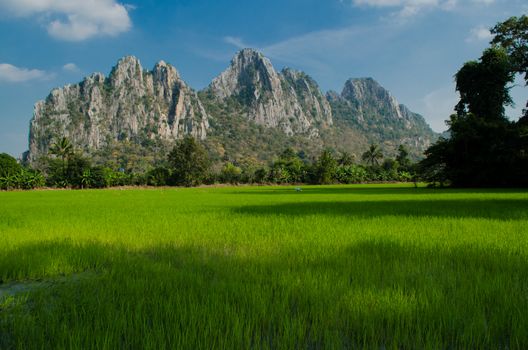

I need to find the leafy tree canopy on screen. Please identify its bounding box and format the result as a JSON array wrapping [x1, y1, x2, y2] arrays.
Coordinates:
[[0, 153, 22, 177], [168, 136, 210, 187]]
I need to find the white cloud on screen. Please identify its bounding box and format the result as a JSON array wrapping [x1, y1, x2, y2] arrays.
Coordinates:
[[421, 85, 459, 132], [351, 0, 457, 18], [62, 63, 80, 72], [349, 0, 501, 18], [472, 0, 494, 4], [0, 0, 132, 41], [223, 36, 247, 49], [0, 63, 51, 82], [466, 25, 493, 42]]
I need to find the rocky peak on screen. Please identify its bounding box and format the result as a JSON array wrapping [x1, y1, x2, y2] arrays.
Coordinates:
[[328, 77, 437, 154], [280, 68, 333, 127], [209, 48, 281, 101], [207, 49, 332, 136], [341, 78, 403, 119], [109, 56, 144, 88], [152, 60, 180, 80], [27, 56, 210, 162]]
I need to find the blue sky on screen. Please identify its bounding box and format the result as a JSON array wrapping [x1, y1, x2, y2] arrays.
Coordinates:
[[1, 0, 527, 157]]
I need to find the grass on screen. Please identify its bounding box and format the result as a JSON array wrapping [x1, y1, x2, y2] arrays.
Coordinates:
[[1, 184, 527, 349]]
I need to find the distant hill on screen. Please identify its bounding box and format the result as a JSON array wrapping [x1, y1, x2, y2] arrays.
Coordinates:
[[27, 49, 438, 169]]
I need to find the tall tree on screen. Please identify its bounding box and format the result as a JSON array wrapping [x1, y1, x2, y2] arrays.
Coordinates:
[[421, 45, 527, 187], [313, 149, 337, 185], [168, 136, 210, 187], [362, 144, 383, 167], [396, 145, 411, 171], [49, 137, 74, 176], [491, 15, 528, 120]]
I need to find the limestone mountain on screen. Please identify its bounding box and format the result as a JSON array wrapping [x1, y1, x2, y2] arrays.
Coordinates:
[[27, 49, 437, 168], [28, 56, 209, 163], [206, 49, 332, 138], [327, 78, 436, 153]]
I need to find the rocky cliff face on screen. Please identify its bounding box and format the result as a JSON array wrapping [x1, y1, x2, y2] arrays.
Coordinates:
[[207, 49, 332, 137], [328, 78, 436, 153], [28, 56, 208, 162], [27, 49, 437, 163]]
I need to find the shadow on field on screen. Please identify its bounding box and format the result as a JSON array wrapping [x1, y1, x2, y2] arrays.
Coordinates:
[[233, 198, 528, 220], [1, 239, 528, 348], [227, 187, 528, 196]]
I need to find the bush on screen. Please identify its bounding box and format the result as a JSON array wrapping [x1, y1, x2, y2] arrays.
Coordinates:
[[335, 165, 368, 184], [146, 167, 171, 186], [221, 163, 242, 184], [0, 168, 45, 190]]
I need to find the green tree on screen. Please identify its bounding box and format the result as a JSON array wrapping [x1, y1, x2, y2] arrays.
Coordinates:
[[361, 144, 383, 167], [168, 136, 210, 187], [0, 153, 22, 177], [146, 167, 171, 186], [49, 137, 74, 178], [313, 149, 337, 185], [455, 47, 514, 120], [221, 162, 242, 184], [421, 46, 526, 187], [338, 151, 355, 166], [396, 145, 411, 171], [269, 148, 305, 183], [491, 15, 528, 120]]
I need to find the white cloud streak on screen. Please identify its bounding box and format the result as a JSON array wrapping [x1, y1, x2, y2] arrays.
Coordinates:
[[349, 0, 495, 18], [0, 0, 132, 41], [0, 63, 52, 82], [62, 63, 80, 72]]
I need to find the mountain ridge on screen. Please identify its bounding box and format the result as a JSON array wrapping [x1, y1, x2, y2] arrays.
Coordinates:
[[27, 49, 437, 167]]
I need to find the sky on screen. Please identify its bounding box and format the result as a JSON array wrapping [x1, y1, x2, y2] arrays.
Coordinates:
[[1, 0, 527, 157]]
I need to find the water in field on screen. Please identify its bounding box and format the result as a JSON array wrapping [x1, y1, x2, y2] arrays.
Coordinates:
[[1, 185, 528, 348]]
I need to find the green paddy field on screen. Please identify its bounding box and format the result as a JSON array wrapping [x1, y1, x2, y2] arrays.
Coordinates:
[[1, 184, 528, 348]]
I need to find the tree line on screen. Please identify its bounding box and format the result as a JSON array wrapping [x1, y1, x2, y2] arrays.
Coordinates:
[[0, 137, 417, 190], [2, 15, 526, 190]]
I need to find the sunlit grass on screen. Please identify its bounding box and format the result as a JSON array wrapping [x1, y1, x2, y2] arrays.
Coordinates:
[[1, 184, 527, 348]]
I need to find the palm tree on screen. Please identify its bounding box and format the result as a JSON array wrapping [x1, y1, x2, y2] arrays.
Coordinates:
[[50, 137, 73, 176], [362, 144, 383, 166]]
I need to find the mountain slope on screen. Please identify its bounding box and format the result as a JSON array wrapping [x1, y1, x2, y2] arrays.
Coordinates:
[[327, 78, 436, 154], [28, 56, 208, 163], [206, 49, 332, 137], [27, 50, 437, 167]]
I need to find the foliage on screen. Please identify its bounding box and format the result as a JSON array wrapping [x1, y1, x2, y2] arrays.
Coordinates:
[[146, 167, 171, 187], [491, 15, 528, 119], [311, 149, 338, 185], [454, 48, 514, 120], [168, 136, 210, 187], [421, 32, 528, 187], [268, 148, 306, 184], [338, 151, 355, 166], [396, 145, 411, 171], [0, 168, 45, 190], [335, 164, 368, 184], [361, 144, 383, 166], [0, 153, 22, 177], [220, 163, 242, 184]]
